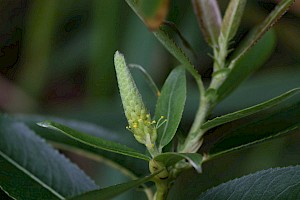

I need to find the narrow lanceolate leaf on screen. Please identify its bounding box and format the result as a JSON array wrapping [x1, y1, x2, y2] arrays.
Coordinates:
[[16, 114, 148, 177], [221, 0, 247, 42], [192, 0, 222, 46], [153, 28, 200, 80], [126, 0, 203, 83], [38, 121, 151, 161], [154, 153, 202, 173], [230, 0, 295, 62], [202, 88, 300, 130], [198, 166, 300, 199], [0, 116, 98, 199], [69, 172, 161, 200], [155, 67, 186, 151], [216, 29, 276, 102], [200, 100, 300, 160]]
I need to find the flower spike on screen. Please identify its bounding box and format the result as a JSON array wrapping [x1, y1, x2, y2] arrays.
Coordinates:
[[114, 51, 157, 154]]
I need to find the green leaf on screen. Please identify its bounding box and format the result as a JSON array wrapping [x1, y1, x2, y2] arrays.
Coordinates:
[[154, 153, 202, 173], [202, 88, 300, 130], [126, 0, 205, 95], [69, 172, 160, 200], [38, 121, 151, 161], [197, 166, 300, 199], [155, 67, 186, 151], [0, 189, 12, 199], [221, 0, 247, 42], [0, 115, 98, 199], [152, 28, 201, 80], [216, 29, 276, 102], [200, 100, 300, 159], [15, 114, 149, 178], [230, 0, 295, 62], [192, 0, 222, 46]]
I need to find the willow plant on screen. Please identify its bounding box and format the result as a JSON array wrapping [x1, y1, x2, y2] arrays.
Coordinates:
[[1, 0, 300, 200]]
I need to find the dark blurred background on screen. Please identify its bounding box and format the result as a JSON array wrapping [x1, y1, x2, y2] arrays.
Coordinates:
[[1, 0, 300, 199]]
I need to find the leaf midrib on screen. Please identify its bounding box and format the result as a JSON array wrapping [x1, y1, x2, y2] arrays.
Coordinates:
[[159, 78, 178, 149], [0, 150, 64, 200]]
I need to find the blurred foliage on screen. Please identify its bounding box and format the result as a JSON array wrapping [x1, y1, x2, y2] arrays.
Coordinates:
[[0, 0, 300, 199]]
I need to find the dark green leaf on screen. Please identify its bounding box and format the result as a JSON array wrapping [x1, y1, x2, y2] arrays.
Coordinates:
[[69, 172, 160, 200], [155, 67, 186, 151], [192, 0, 222, 46], [197, 166, 300, 199], [154, 153, 202, 173], [0, 115, 98, 199], [0, 188, 13, 199], [202, 88, 300, 130], [230, 0, 295, 62], [216, 29, 276, 102], [221, 0, 247, 42], [15, 114, 149, 178], [38, 121, 151, 161], [200, 100, 300, 159]]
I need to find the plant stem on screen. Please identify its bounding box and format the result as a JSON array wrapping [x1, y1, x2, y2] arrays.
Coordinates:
[[154, 180, 168, 200], [213, 34, 228, 71], [180, 93, 210, 153], [148, 145, 159, 157], [180, 35, 230, 153]]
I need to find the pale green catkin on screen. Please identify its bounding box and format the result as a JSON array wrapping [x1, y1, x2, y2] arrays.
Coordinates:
[[114, 51, 157, 149]]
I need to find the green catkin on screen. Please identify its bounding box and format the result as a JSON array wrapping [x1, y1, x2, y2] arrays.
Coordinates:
[[114, 51, 157, 151]]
